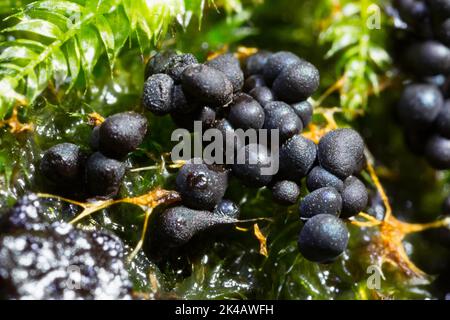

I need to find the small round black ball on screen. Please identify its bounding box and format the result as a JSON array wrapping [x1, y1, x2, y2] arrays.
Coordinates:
[[213, 119, 243, 155], [85, 152, 125, 197], [263, 101, 303, 142], [395, 0, 429, 25], [232, 144, 273, 187], [438, 18, 450, 46], [98, 112, 148, 159], [144, 50, 177, 80], [263, 51, 302, 84], [206, 53, 244, 92], [291, 100, 313, 127], [249, 86, 274, 106], [271, 180, 300, 205], [298, 214, 349, 263], [165, 53, 198, 82], [40, 143, 84, 185], [244, 74, 267, 92], [425, 135, 450, 169], [228, 93, 265, 130], [279, 135, 317, 181], [299, 187, 342, 220], [429, 0, 450, 20], [397, 83, 444, 129], [306, 166, 344, 192], [318, 128, 365, 179], [340, 176, 368, 218], [244, 50, 272, 76], [405, 41, 450, 76], [90, 126, 100, 150], [197, 106, 216, 129], [181, 64, 233, 106], [435, 100, 450, 138], [142, 73, 174, 115], [176, 159, 228, 210], [171, 85, 198, 114], [272, 61, 320, 102]]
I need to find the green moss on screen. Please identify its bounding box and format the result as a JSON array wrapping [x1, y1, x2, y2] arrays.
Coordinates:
[[0, 0, 449, 300]]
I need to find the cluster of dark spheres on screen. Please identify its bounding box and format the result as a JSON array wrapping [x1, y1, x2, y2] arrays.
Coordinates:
[[143, 50, 369, 263], [142, 50, 318, 139], [143, 50, 319, 203], [0, 194, 132, 299], [40, 112, 148, 198], [153, 128, 368, 264], [392, 0, 450, 169], [297, 129, 368, 263]]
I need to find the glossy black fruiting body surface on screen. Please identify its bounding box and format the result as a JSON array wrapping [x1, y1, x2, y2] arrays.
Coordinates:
[[181, 64, 233, 106], [318, 128, 365, 179], [165, 53, 198, 82], [90, 126, 100, 150], [206, 53, 244, 92], [0, 195, 132, 299], [176, 159, 228, 210], [279, 135, 317, 182], [40, 143, 84, 185], [298, 214, 349, 263], [85, 152, 126, 198], [244, 74, 267, 92], [272, 60, 320, 102], [397, 83, 444, 129], [291, 100, 313, 127], [404, 41, 450, 76], [263, 51, 302, 84], [144, 50, 177, 80], [213, 118, 243, 153], [142, 73, 174, 115], [155, 206, 236, 248], [136, 49, 362, 265], [392, 1, 450, 170], [98, 112, 148, 159], [228, 93, 265, 130], [197, 106, 217, 129], [435, 101, 450, 138], [249, 86, 274, 106], [425, 135, 450, 169], [271, 180, 300, 205], [394, 0, 428, 25], [263, 101, 303, 143], [299, 187, 342, 220], [232, 144, 273, 187], [306, 166, 344, 193], [340, 176, 368, 218], [171, 84, 197, 114], [244, 50, 272, 76]]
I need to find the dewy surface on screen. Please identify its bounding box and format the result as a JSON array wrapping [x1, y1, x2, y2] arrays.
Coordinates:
[[0, 0, 450, 301]]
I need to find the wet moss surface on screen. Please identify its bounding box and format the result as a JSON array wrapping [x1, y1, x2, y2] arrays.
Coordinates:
[[1, 0, 450, 300]]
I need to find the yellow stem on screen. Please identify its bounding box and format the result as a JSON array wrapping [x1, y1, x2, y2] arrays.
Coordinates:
[[399, 217, 450, 234], [37, 193, 89, 208], [366, 162, 392, 221], [313, 76, 345, 107], [127, 208, 153, 262]]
